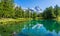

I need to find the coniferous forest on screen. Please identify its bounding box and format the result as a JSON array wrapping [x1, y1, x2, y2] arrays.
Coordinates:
[[0, 0, 60, 19]]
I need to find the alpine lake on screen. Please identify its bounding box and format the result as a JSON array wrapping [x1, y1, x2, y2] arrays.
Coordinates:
[[0, 20, 60, 36]]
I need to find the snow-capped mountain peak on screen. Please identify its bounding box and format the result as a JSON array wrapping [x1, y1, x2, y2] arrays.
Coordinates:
[[22, 6, 42, 13]]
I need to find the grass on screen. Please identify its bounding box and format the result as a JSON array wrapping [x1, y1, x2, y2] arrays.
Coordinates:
[[54, 17, 60, 21], [0, 18, 32, 25], [0, 18, 32, 22]]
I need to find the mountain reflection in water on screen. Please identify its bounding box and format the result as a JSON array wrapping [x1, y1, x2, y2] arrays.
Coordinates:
[[17, 24, 60, 36], [17, 20, 60, 36]]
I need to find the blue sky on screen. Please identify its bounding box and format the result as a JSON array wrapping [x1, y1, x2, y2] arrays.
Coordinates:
[[14, 0, 60, 10]]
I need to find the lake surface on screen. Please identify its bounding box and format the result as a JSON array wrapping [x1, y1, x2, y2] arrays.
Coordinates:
[[17, 20, 60, 36]]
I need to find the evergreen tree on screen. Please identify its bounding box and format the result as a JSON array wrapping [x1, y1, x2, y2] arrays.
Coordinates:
[[1, 0, 14, 18], [54, 5, 60, 18], [42, 6, 54, 19]]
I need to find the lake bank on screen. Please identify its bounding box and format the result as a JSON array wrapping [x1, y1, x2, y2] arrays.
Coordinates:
[[0, 18, 32, 25], [0, 17, 60, 25]]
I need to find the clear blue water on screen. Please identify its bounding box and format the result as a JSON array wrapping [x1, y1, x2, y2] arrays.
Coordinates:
[[17, 20, 60, 36]]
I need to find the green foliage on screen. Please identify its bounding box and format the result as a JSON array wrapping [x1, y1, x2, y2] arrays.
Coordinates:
[[0, 0, 14, 18], [41, 5, 60, 19], [54, 5, 60, 17], [42, 6, 54, 19], [37, 13, 43, 17], [0, 0, 36, 19], [24, 8, 33, 18], [14, 7, 24, 18], [32, 12, 37, 19], [0, 0, 60, 19]]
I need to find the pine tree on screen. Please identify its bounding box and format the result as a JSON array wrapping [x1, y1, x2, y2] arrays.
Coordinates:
[[1, 0, 14, 18]]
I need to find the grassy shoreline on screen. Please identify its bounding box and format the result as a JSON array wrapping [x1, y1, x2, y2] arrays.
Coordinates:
[[0, 18, 32, 25], [0, 17, 60, 23], [0, 17, 60, 22]]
